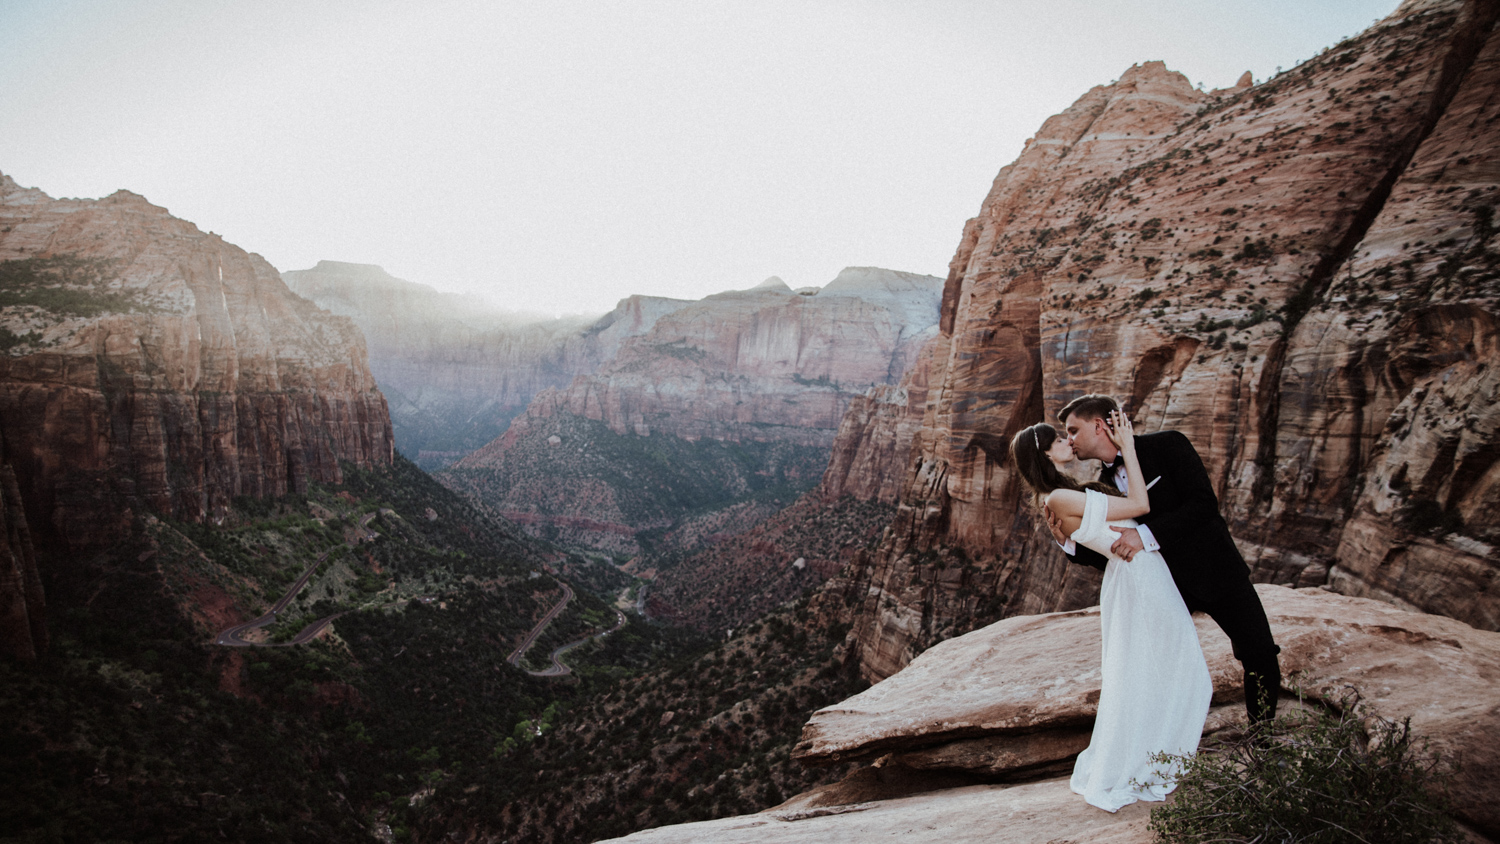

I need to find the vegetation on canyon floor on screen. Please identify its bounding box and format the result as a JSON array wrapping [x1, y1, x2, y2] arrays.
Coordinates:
[[416, 593, 867, 843], [0, 455, 709, 843], [643, 492, 895, 634], [439, 411, 830, 556]]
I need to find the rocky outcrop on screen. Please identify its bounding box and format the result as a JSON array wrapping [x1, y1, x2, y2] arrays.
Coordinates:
[[600, 586, 1500, 842], [284, 261, 690, 466], [835, 0, 1500, 682], [0, 174, 393, 551], [601, 777, 1155, 844]]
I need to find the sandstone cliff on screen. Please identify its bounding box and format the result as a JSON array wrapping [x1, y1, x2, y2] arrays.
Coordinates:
[[284, 261, 691, 467], [471, 267, 943, 450], [827, 0, 1500, 682], [0, 174, 393, 553]]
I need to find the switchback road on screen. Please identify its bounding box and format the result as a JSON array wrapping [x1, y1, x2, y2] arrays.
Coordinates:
[[215, 551, 332, 647], [213, 511, 384, 648], [507, 581, 574, 667], [529, 608, 627, 677]]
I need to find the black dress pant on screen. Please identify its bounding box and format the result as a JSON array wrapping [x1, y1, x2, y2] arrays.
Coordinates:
[[1185, 576, 1281, 723]]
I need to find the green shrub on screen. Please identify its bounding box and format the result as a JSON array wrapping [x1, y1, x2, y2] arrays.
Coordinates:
[[1149, 701, 1462, 843]]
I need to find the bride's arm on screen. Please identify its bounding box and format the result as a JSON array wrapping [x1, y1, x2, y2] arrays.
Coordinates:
[[1104, 410, 1150, 520], [1043, 489, 1086, 536]]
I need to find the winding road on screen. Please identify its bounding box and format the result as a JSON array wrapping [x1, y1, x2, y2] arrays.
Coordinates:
[[508, 582, 627, 677], [212, 509, 628, 668], [215, 551, 335, 647], [214, 511, 380, 648], [507, 581, 575, 666], [530, 608, 627, 676]]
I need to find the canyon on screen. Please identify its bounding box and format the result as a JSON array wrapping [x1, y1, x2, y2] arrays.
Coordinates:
[[442, 267, 942, 554], [4, 0, 1499, 838]]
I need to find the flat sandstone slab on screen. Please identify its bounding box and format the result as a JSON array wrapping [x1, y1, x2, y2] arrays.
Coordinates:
[[598, 776, 1153, 844]]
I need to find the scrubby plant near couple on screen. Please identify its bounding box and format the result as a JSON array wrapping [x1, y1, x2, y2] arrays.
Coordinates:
[[1146, 690, 1462, 844]]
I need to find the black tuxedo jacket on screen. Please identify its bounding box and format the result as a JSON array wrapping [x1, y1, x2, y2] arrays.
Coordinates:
[[1065, 430, 1249, 604]]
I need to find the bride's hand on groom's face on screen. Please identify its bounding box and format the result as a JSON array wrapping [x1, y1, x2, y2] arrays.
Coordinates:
[[1106, 410, 1133, 449]]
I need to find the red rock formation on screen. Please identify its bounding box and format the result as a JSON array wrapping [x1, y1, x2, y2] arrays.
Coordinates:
[[0, 175, 393, 551], [833, 0, 1500, 681], [465, 268, 943, 454], [284, 261, 691, 464], [819, 337, 940, 504]]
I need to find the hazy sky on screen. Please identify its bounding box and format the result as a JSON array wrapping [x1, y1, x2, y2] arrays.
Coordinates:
[[2, 0, 1400, 315]]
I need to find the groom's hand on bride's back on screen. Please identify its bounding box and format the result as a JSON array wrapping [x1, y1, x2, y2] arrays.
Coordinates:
[[1110, 526, 1144, 561]]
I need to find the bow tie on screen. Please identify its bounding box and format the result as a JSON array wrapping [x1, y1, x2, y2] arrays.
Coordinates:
[[1106, 454, 1125, 472]]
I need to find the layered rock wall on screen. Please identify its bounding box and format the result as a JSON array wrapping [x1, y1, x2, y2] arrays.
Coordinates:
[[0, 175, 393, 551], [285, 261, 690, 464], [467, 268, 943, 455], [819, 337, 941, 504], [832, 0, 1500, 681]]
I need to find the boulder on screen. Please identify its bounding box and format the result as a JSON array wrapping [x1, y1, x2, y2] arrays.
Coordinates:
[[598, 777, 1154, 844]]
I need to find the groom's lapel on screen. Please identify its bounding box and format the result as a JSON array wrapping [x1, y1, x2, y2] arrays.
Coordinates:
[[1136, 435, 1165, 498]]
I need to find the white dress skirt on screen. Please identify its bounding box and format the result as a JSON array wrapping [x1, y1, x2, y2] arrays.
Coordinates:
[[1068, 488, 1213, 812]]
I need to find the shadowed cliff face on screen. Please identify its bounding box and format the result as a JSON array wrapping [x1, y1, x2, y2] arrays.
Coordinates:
[[0, 176, 393, 553], [832, 0, 1500, 681], [0, 434, 44, 660]]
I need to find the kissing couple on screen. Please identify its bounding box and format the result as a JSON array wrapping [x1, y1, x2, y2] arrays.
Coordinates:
[[1009, 394, 1281, 812]]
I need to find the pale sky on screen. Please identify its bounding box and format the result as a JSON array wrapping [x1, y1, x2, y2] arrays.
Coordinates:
[[1, 0, 1400, 315]]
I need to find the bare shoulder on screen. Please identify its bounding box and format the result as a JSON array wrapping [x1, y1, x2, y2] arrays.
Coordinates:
[[1045, 488, 1088, 517]]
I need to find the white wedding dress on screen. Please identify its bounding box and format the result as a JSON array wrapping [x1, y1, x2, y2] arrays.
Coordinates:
[[1068, 489, 1213, 812]]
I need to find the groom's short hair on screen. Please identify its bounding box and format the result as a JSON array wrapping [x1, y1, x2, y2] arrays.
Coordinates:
[[1059, 394, 1119, 423]]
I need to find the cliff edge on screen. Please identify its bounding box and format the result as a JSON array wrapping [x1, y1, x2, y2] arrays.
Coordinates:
[[599, 586, 1500, 842]]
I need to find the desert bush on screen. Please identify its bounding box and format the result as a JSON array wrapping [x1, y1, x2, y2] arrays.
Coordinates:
[[1150, 699, 1461, 843]]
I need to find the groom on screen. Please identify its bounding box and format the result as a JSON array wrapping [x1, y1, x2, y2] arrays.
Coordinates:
[[1045, 394, 1281, 723]]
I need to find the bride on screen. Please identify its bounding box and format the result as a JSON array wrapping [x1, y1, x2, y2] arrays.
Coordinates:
[[1009, 412, 1212, 812]]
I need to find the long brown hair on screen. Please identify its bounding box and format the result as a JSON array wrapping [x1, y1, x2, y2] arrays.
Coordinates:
[[1009, 422, 1118, 508]]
